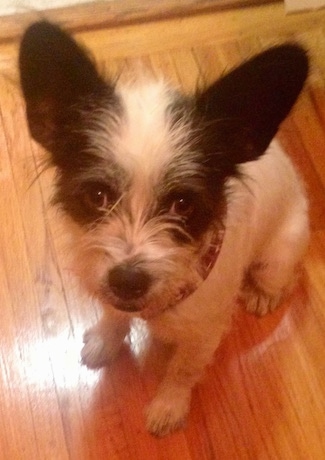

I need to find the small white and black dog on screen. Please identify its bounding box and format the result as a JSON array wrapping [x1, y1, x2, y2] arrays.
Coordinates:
[[19, 22, 309, 436]]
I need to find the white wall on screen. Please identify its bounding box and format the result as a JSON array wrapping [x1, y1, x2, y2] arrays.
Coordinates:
[[0, 0, 113, 16], [285, 0, 325, 12]]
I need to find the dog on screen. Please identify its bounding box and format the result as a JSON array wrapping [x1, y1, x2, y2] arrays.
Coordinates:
[[19, 21, 309, 436]]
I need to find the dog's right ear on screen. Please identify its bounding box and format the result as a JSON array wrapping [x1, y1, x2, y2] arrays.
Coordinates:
[[19, 21, 110, 151]]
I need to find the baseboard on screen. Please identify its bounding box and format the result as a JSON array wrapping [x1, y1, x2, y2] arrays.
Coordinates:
[[0, 0, 279, 43]]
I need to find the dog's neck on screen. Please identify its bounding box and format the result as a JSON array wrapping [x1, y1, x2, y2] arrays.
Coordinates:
[[140, 228, 224, 320]]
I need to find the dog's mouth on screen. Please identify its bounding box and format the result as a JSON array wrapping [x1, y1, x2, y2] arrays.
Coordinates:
[[112, 302, 141, 314], [99, 278, 198, 318], [102, 282, 198, 318], [99, 285, 145, 314], [115, 301, 150, 315]]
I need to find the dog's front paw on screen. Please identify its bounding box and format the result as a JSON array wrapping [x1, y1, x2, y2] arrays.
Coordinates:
[[81, 328, 120, 369], [146, 391, 190, 437], [242, 287, 281, 316]]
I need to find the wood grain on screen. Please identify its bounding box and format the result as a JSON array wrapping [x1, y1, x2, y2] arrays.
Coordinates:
[[0, 4, 325, 459]]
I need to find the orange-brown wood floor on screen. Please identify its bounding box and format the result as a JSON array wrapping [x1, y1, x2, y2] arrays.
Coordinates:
[[0, 3, 324, 459]]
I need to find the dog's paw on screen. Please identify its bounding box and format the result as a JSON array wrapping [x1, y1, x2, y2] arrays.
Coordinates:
[[81, 328, 119, 369], [242, 287, 281, 316], [145, 391, 190, 437]]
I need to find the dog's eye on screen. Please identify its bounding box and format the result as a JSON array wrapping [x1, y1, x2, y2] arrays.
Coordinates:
[[170, 193, 195, 217], [82, 183, 115, 211]]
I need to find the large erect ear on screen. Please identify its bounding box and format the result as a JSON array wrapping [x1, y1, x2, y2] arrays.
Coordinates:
[[19, 21, 108, 150], [196, 44, 309, 164]]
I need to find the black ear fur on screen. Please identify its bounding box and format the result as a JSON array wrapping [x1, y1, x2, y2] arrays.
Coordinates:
[[196, 44, 309, 165], [19, 21, 110, 149]]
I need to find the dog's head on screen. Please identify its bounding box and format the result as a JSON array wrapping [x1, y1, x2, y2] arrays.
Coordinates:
[[19, 22, 308, 317]]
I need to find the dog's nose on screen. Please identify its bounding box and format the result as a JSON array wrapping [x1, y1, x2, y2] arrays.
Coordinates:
[[108, 264, 152, 300]]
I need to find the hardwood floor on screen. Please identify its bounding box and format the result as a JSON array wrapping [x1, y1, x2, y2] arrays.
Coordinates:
[[0, 3, 325, 458]]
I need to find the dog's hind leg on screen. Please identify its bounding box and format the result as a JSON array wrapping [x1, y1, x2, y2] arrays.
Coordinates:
[[241, 210, 309, 316]]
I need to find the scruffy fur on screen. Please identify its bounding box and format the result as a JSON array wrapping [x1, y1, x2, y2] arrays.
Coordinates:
[[19, 22, 309, 436]]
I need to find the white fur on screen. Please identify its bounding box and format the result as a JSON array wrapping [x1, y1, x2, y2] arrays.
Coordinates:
[[89, 79, 194, 182], [81, 137, 309, 436]]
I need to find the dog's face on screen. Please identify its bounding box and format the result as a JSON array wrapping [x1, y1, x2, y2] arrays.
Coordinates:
[[19, 22, 308, 317]]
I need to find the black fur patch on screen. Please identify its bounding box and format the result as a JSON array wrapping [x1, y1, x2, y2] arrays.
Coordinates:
[[195, 44, 309, 163]]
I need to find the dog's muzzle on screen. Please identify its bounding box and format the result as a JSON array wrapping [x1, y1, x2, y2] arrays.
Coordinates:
[[105, 230, 224, 315]]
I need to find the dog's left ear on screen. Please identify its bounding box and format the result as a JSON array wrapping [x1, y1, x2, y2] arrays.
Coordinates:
[[196, 44, 308, 164]]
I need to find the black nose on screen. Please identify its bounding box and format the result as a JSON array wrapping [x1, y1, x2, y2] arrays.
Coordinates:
[[108, 264, 152, 301]]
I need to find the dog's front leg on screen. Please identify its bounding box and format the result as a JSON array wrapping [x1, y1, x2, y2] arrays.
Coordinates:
[[81, 308, 130, 369], [146, 241, 241, 436], [145, 323, 223, 436]]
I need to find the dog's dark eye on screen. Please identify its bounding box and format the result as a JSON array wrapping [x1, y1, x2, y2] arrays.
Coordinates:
[[81, 183, 115, 211], [170, 193, 195, 217]]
